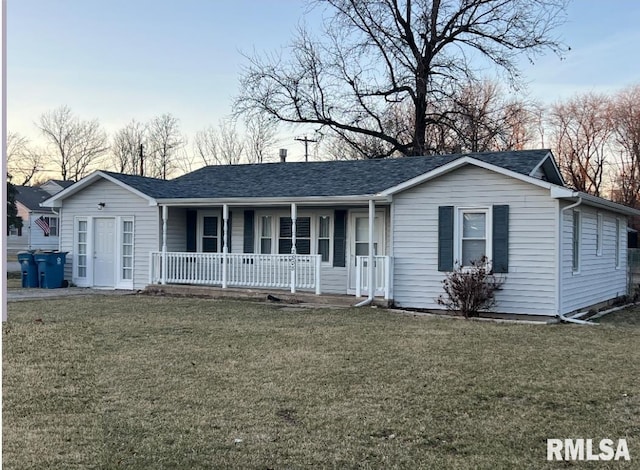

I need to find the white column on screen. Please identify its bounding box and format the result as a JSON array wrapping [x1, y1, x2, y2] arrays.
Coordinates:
[[368, 199, 375, 299], [161, 205, 168, 285], [222, 204, 229, 288], [290, 203, 297, 293]]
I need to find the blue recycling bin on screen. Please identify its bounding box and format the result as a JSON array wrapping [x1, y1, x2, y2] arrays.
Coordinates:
[[17, 251, 39, 288], [33, 251, 68, 289]]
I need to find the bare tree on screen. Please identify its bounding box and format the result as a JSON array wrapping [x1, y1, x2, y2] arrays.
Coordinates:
[[38, 105, 108, 181], [193, 125, 220, 166], [7, 132, 43, 185], [111, 120, 147, 175], [453, 81, 538, 152], [146, 113, 185, 179], [548, 93, 613, 196], [244, 113, 278, 163], [193, 119, 245, 166], [237, 0, 568, 157], [610, 84, 640, 209], [217, 119, 245, 165]]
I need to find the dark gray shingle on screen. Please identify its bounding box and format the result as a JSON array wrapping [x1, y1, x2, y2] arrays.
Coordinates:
[[104, 149, 551, 200]]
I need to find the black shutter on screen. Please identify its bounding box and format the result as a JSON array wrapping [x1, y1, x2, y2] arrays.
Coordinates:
[[333, 210, 347, 267], [438, 206, 454, 272], [492, 205, 509, 273], [243, 210, 254, 253], [186, 210, 197, 252], [18, 225, 22, 237]]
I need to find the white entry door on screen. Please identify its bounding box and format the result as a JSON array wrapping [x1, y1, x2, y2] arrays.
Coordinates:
[[94, 217, 116, 287], [348, 212, 384, 292]]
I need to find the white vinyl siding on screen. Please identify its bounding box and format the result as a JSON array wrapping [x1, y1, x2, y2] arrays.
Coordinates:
[[59, 178, 158, 290], [27, 213, 59, 251], [392, 165, 558, 316], [560, 205, 628, 314]]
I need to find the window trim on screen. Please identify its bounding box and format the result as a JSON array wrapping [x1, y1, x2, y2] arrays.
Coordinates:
[[259, 215, 274, 254], [317, 214, 333, 264], [572, 209, 581, 274], [455, 207, 492, 268]]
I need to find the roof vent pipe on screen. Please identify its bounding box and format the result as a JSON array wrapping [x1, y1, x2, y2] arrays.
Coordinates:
[[279, 149, 287, 163]]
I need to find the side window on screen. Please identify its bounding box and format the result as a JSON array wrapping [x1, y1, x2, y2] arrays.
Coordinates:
[[572, 210, 580, 272], [260, 216, 272, 254], [460, 210, 488, 266], [318, 215, 331, 262], [77, 219, 88, 278]]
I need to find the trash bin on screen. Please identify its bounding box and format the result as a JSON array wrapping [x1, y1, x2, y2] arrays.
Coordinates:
[[17, 251, 39, 288], [33, 251, 68, 289]]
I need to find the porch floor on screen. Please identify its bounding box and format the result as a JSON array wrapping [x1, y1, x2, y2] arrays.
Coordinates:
[[143, 284, 391, 308]]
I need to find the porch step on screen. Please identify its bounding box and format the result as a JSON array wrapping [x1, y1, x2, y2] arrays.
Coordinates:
[[143, 284, 391, 308]]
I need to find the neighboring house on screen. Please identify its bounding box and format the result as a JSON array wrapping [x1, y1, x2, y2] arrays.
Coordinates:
[[7, 180, 74, 252], [42, 150, 640, 318]]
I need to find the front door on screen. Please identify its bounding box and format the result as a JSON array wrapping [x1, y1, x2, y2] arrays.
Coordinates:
[[94, 217, 115, 287], [348, 211, 384, 293]]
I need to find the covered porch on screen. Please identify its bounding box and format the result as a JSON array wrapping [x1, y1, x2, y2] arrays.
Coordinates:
[[150, 199, 393, 301]]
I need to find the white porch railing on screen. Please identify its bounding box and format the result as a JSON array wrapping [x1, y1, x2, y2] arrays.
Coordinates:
[[355, 255, 392, 300], [150, 252, 322, 294]]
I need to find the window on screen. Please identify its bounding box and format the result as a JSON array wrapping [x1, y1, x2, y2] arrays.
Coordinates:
[[77, 219, 88, 278], [615, 218, 621, 268], [318, 215, 331, 262], [596, 213, 603, 256], [122, 219, 134, 280], [278, 217, 311, 254], [38, 216, 58, 237], [202, 216, 219, 252], [572, 210, 580, 272], [48, 217, 58, 237], [260, 216, 272, 254], [9, 225, 19, 236], [459, 209, 488, 266]]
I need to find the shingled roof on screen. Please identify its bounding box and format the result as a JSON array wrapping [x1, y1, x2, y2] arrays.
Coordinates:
[[103, 149, 553, 200], [15, 186, 57, 212]]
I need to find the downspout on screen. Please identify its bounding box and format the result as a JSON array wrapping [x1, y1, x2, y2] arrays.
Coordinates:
[[557, 196, 595, 325], [356, 199, 376, 307]]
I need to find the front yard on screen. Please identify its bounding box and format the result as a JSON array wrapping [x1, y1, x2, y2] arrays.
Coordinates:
[[3, 295, 639, 469]]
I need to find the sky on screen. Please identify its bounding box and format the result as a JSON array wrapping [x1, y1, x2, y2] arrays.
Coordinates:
[[6, 0, 640, 164]]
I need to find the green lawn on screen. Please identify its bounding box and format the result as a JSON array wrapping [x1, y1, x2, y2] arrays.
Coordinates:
[[3, 296, 639, 469]]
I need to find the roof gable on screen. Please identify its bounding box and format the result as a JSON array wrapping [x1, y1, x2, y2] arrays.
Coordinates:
[[41, 171, 161, 207], [15, 186, 56, 212]]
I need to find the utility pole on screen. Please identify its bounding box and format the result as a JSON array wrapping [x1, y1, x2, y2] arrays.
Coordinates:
[[139, 143, 144, 176], [295, 135, 317, 162]]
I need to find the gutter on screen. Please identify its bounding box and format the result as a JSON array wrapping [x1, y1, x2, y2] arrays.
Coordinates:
[[556, 196, 597, 325]]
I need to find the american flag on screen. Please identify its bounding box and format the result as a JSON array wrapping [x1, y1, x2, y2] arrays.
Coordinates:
[[35, 216, 50, 235]]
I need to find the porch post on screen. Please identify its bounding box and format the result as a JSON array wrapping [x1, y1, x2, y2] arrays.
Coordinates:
[[161, 205, 168, 285], [222, 204, 229, 288], [290, 202, 297, 294], [368, 199, 375, 298]]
